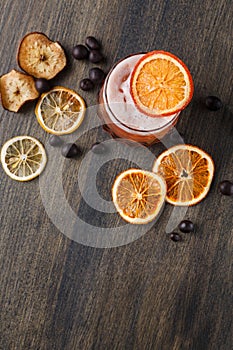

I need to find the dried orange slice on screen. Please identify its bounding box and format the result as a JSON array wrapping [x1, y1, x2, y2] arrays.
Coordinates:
[[17, 32, 66, 80], [35, 86, 86, 135], [112, 169, 166, 224], [0, 69, 39, 112], [1, 136, 47, 181], [130, 51, 194, 117], [152, 145, 214, 206]]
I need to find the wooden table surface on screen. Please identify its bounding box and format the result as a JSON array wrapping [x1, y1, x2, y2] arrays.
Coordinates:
[[0, 0, 232, 349]]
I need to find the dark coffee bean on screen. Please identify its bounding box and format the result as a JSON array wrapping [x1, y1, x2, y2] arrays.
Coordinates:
[[35, 78, 50, 93], [219, 180, 233, 196], [205, 96, 223, 111], [85, 36, 101, 50], [72, 45, 89, 60], [170, 232, 182, 242], [89, 67, 105, 84], [79, 78, 94, 91], [89, 50, 103, 63], [91, 142, 107, 154], [178, 220, 194, 233], [49, 135, 63, 147], [61, 143, 81, 158]]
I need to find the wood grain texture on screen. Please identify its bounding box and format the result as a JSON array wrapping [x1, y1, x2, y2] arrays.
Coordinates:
[[0, 0, 232, 349]]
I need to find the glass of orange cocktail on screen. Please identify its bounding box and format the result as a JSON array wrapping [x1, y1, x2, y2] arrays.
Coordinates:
[[98, 51, 193, 145]]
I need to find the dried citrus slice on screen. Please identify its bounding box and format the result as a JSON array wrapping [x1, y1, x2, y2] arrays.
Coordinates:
[[1, 136, 47, 181], [112, 169, 166, 224], [0, 69, 39, 112], [17, 32, 66, 80], [130, 51, 194, 117], [35, 86, 86, 135], [152, 145, 214, 206]]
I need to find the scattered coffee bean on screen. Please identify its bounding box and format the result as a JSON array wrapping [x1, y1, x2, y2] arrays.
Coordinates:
[[219, 180, 233, 196], [170, 232, 182, 242], [89, 67, 105, 84], [178, 220, 194, 233], [72, 45, 89, 60], [91, 142, 107, 154], [205, 96, 223, 111], [89, 50, 103, 63], [61, 143, 81, 158], [85, 36, 101, 50], [79, 78, 94, 91], [49, 135, 63, 147], [35, 78, 50, 93]]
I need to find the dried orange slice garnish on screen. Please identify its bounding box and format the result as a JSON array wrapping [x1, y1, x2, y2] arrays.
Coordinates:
[[1, 136, 47, 181], [17, 32, 66, 80], [130, 51, 194, 117], [35, 86, 86, 135], [112, 169, 166, 224], [152, 145, 214, 206], [0, 69, 39, 112]]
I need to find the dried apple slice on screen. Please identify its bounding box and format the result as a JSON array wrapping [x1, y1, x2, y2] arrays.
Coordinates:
[[0, 69, 39, 112], [17, 32, 67, 80]]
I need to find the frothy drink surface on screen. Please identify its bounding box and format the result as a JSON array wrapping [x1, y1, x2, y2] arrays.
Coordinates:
[[106, 54, 177, 131]]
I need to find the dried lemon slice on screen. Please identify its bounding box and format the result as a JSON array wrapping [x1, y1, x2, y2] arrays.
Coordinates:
[[35, 86, 86, 135], [17, 32, 66, 80], [112, 169, 166, 224], [152, 144, 214, 206], [0, 70, 39, 112], [1, 136, 47, 181]]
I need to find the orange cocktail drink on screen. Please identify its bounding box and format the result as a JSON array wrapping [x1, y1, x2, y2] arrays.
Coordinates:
[[99, 51, 193, 145]]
